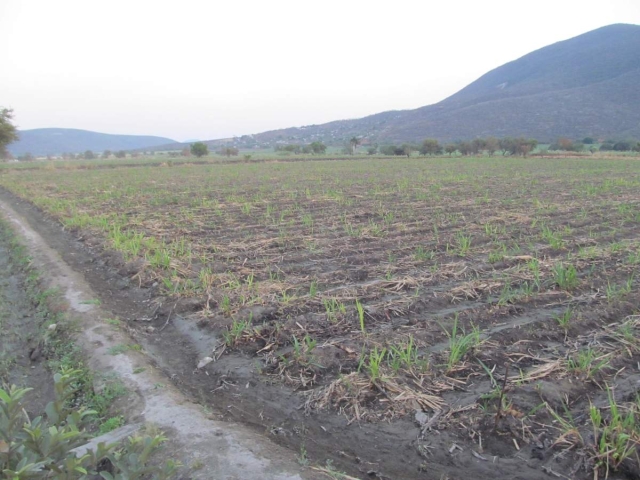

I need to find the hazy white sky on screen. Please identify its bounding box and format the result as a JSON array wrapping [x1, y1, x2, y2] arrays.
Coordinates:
[[2, 1, 640, 141]]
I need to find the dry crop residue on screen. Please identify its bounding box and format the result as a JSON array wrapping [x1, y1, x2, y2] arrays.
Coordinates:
[[1, 156, 639, 479]]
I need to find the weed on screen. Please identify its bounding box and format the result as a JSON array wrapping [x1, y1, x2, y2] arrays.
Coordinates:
[[554, 308, 573, 331], [541, 226, 564, 250], [552, 263, 579, 290], [309, 280, 318, 297], [589, 388, 640, 475], [443, 315, 480, 371], [323, 297, 346, 322], [355, 299, 366, 334], [298, 444, 310, 467], [567, 348, 610, 379], [99, 415, 125, 434], [606, 276, 633, 302], [363, 346, 387, 382], [223, 316, 252, 346], [414, 246, 434, 262], [79, 298, 101, 305], [454, 232, 472, 256], [108, 344, 130, 355], [388, 336, 425, 372]]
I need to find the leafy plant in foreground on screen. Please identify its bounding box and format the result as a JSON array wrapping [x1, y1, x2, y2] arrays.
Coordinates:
[[0, 370, 178, 479]]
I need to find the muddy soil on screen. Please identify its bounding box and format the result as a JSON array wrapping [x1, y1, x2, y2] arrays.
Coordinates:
[[0, 226, 54, 415], [0, 188, 616, 480]]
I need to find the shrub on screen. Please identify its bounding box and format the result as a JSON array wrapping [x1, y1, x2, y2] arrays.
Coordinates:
[[0, 369, 179, 479]]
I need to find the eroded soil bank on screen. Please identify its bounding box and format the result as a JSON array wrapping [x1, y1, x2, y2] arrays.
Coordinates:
[[0, 220, 55, 416]]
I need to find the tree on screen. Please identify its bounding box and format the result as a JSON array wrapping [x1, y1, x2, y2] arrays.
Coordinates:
[[102, 150, 112, 159], [554, 137, 575, 151], [0, 108, 19, 160], [349, 136, 361, 155], [400, 144, 415, 157], [115, 150, 126, 158], [217, 146, 239, 157], [444, 144, 457, 156], [83, 150, 95, 160], [613, 140, 635, 151], [367, 146, 378, 155], [309, 141, 327, 154], [380, 145, 396, 156], [457, 141, 472, 156], [499, 138, 515, 156], [471, 138, 485, 155], [484, 137, 499, 156], [190, 142, 208, 157], [419, 139, 442, 156], [514, 138, 538, 156]]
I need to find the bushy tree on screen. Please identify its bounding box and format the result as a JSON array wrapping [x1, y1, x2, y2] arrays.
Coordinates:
[[102, 150, 112, 159], [190, 142, 208, 157], [219, 146, 239, 157], [444, 144, 457, 156], [484, 137, 499, 156], [84, 150, 95, 160], [612, 140, 635, 151], [457, 141, 472, 156], [275, 144, 301, 154], [379, 145, 413, 157], [115, 150, 126, 158], [419, 139, 442, 156], [471, 138, 486, 155], [380, 145, 396, 156], [309, 141, 327, 154], [498, 137, 538, 156], [0, 107, 19, 160]]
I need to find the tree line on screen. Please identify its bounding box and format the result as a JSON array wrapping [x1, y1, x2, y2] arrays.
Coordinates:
[[274, 141, 327, 155], [367, 137, 539, 157], [550, 137, 640, 153]]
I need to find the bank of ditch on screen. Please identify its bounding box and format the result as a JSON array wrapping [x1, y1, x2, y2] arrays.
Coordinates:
[[0, 197, 314, 480]]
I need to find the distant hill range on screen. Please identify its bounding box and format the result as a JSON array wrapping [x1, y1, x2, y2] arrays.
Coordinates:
[[191, 23, 640, 148], [8, 128, 176, 156], [14, 24, 640, 156]]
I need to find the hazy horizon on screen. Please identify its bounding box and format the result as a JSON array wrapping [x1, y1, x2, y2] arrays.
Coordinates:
[[2, 1, 640, 142]]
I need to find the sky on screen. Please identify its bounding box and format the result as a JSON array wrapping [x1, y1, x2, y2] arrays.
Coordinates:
[[2, 1, 640, 142]]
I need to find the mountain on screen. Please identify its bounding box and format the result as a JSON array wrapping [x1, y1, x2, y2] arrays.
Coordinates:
[[8, 128, 177, 156], [220, 23, 640, 146]]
